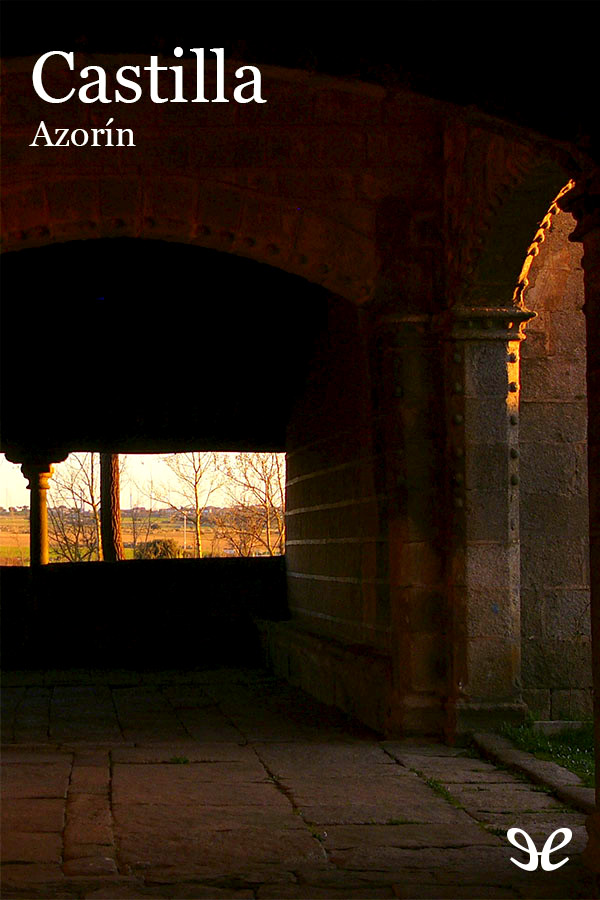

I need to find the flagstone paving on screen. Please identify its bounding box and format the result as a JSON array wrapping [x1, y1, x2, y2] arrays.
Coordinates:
[[1, 669, 595, 899]]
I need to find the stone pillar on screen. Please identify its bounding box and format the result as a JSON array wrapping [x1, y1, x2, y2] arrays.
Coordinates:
[[370, 313, 448, 735], [440, 305, 533, 734], [558, 173, 600, 882], [21, 461, 54, 566]]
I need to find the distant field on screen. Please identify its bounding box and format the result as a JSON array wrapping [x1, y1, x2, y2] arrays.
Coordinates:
[[0, 519, 30, 564], [0, 513, 253, 563]]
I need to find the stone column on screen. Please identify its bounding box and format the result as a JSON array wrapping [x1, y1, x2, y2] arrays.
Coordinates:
[[440, 305, 533, 734], [21, 461, 54, 566], [558, 173, 600, 882], [370, 313, 448, 735]]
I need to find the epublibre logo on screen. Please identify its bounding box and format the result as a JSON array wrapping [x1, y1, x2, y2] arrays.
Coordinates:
[[507, 827, 573, 871]]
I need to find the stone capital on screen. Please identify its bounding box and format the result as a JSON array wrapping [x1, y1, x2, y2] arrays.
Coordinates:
[[20, 461, 55, 492], [436, 305, 535, 342]]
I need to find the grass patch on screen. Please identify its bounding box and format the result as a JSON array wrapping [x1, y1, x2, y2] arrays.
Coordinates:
[[500, 721, 595, 788], [167, 756, 190, 764], [422, 775, 462, 808]]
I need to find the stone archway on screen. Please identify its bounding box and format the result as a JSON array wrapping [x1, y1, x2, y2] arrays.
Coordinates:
[[519, 207, 591, 722], [2, 50, 595, 750]]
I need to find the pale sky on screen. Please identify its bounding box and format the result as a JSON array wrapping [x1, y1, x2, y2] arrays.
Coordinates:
[[0, 453, 255, 510]]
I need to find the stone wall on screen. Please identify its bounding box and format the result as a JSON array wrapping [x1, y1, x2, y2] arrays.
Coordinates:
[[2, 50, 583, 736], [285, 297, 382, 650], [264, 295, 394, 730], [520, 212, 592, 719], [0, 557, 286, 668]]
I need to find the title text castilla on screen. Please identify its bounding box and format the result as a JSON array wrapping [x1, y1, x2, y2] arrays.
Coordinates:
[[32, 48, 267, 105]]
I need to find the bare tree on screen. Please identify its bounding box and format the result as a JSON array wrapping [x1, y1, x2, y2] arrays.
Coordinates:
[[212, 505, 265, 557], [47, 453, 102, 562], [126, 506, 154, 556], [214, 452, 285, 556], [152, 452, 220, 558], [118, 456, 154, 556], [100, 453, 125, 562]]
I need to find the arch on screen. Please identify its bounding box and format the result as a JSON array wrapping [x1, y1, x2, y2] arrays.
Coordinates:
[[1, 55, 389, 306], [442, 118, 575, 309], [2, 174, 378, 306], [518, 205, 591, 720], [467, 158, 574, 307], [0, 237, 334, 458]]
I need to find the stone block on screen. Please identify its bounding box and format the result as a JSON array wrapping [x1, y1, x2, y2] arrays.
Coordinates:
[[46, 177, 97, 225], [239, 80, 315, 126], [521, 535, 588, 590], [520, 590, 545, 638], [69, 765, 110, 795], [548, 309, 587, 356], [65, 793, 113, 845], [191, 128, 264, 168], [409, 635, 446, 691], [465, 638, 520, 700], [543, 589, 591, 639], [388, 756, 520, 785], [258, 885, 394, 899], [280, 168, 357, 202], [366, 129, 433, 170], [551, 688, 594, 719], [465, 443, 508, 491], [63, 855, 118, 876], [522, 688, 551, 719], [520, 356, 587, 401], [398, 541, 443, 587], [466, 589, 518, 640], [465, 543, 518, 593], [464, 343, 509, 397], [314, 89, 383, 126], [448, 783, 564, 814], [520, 330, 549, 358], [256, 743, 394, 779], [1, 183, 48, 234], [297, 792, 467, 826], [406, 589, 445, 634], [1, 763, 70, 799], [0, 748, 71, 764], [520, 492, 589, 536], [112, 764, 291, 808], [0, 862, 65, 888], [191, 182, 243, 234], [0, 831, 62, 863], [465, 490, 509, 542], [1, 798, 65, 833], [520, 442, 587, 496], [144, 177, 198, 227], [521, 638, 592, 689], [463, 398, 509, 443], [116, 821, 324, 876], [323, 821, 498, 849]]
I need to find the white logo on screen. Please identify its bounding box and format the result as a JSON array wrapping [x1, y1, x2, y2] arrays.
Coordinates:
[[507, 827, 572, 871]]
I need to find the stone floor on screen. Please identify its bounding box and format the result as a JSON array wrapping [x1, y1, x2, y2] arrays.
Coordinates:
[[1, 668, 595, 899]]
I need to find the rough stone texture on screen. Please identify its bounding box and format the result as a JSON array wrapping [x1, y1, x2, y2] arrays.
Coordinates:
[[473, 732, 595, 815], [1, 41, 598, 862], [0, 670, 594, 899], [520, 213, 592, 720]]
